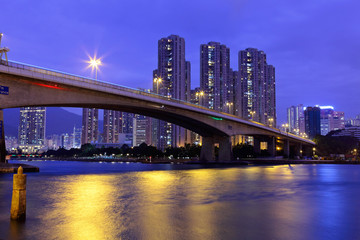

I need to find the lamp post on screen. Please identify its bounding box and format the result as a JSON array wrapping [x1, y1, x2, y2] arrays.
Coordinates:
[[154, 77, 162, 94], [226, 102, 233, 114], [250, 111, 256, 120], [268, 118, 274, 127]]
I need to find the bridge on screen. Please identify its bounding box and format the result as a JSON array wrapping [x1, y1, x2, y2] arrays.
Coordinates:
[[0, 60, 315, 163]]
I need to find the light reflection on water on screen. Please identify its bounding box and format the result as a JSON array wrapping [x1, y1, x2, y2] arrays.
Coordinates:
[[1, 161, 360, 239]]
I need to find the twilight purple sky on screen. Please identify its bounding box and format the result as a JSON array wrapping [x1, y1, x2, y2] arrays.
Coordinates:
[[1, 0, 360, 124]]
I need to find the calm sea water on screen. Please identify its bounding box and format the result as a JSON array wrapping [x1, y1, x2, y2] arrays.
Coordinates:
[[1, 160, 360, 240]]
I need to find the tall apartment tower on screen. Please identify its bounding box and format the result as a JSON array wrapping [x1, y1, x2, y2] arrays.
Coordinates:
[[237, 48, 276, 126], [287, 104, 305, 135], [81, 108, 98, 144], [18, 107, 46, 152], [304, 106, 321, 139], [153, 35, 190, 149], [133, 114, 152, 146], [200, 42, 230, 112], [103, 110, 122, 143]]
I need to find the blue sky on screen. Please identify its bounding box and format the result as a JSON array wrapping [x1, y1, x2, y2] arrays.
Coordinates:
[[1, 0, 359, 124]]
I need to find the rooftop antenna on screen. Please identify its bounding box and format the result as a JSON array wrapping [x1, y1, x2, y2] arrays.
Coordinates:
[[0, 33, 10, 65]]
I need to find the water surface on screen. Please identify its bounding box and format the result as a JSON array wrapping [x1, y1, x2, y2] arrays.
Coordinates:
[[1, 161, 360, 240]]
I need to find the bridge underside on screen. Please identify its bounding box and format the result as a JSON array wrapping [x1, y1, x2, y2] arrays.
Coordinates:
[[0, 72, 314, 163]]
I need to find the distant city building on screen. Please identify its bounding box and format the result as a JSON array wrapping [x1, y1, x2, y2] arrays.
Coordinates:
[[103, 110, 122, 143], [237, 48, 276, 126], [72, 127, 82, 148], [287, 104, 305, 136], [133, 115, 152, 146], [319, 106, 345, 135], [5, 136, 18, 152], [346, 115, 360, 127], [18, 107, 46, 153], [60, 133, 71, 149], [81, 108, 98, 144], [152, 34, 190, 149], [304, 106, 321, 139], [200, 42, 230, 112], [121, 112, 134, 145]]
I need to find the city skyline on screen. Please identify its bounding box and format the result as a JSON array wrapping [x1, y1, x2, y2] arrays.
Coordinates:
[[1, 0, 360, 123]]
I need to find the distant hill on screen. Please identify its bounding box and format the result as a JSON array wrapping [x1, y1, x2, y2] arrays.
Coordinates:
[[3, 107, 103, 137]]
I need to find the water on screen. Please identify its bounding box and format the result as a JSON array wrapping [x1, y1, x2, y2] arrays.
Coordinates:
[[1, 161, 360, 240]]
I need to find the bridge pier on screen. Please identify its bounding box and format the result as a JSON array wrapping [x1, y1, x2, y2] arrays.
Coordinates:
[[218, 136, 232, 162], [0, 109, 5, 163], [253, 137, 261, 156], [200, 137, 215, 162], [294, 143, 303, 158], [200, 136, 233, 162], [267, 136, 276, 157], [284, 139, 290, 158]]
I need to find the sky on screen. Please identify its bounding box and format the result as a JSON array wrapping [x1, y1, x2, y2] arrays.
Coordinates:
[[1, 0, 360, 124]]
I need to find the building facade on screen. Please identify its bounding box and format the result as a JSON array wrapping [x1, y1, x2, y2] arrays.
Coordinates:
[[81, 108, 98, 144], [304, 106, 321, 139], [237, 48, 276, 126], [103, 110, 122, 143], [152, 35, 190, 149], [200, 42, 230, 112], [287, 104, 305, 136], [18, 107, 46, 153]]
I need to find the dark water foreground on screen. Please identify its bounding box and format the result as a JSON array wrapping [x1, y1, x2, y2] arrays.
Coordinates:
[[1, 160, 360, 240]]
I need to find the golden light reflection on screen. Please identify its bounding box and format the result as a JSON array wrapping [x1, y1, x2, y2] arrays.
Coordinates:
[[42, 175, 118, 240]]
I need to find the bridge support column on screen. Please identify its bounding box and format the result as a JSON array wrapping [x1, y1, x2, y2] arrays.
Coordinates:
[[253, 137, 261, 156], [200, 137, 215, 162], [218, 136, 232, 162], [284, 140, 290, 159], [268, 137, 276, 157], [294, 144, 303, 159], [0, 110, 5, 163]]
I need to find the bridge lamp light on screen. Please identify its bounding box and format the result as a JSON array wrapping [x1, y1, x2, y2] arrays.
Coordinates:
[[87, 56, 102, 80], [154, 77, 162, 94]]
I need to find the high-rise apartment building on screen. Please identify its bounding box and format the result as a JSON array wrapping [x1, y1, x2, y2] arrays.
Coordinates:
[[103, 110, 122, 143], [133, 115, 152, 146], [237, 48, 276, 126], [152, 34, 190, 149], [200, 42, 230, 112], [287, 104, 305, 135], [81, 108, 98, 144], [18, 107, 46, 153], [304, 106, 321, 139]]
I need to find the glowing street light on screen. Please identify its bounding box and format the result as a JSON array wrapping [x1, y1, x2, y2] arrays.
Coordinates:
[[87, 56, 102, 80], [226, 102, 233, 114], [250, 111, 256, 120], [154, 77, 162, 94], [268, 117, 274, 127], [197, 90, 205, 105]]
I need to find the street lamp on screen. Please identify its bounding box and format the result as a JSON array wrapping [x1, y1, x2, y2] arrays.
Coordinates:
[[313, 147, 316, 156], [154, 77, 162, 94], [268, 118, 274, 127], [250, 111, 256, 120], [87, 56, 102, 80], [226, 102, 233, 114]]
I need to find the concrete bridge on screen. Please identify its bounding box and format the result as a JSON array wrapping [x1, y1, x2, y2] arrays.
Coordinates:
[[0, 60, 315, 163]]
